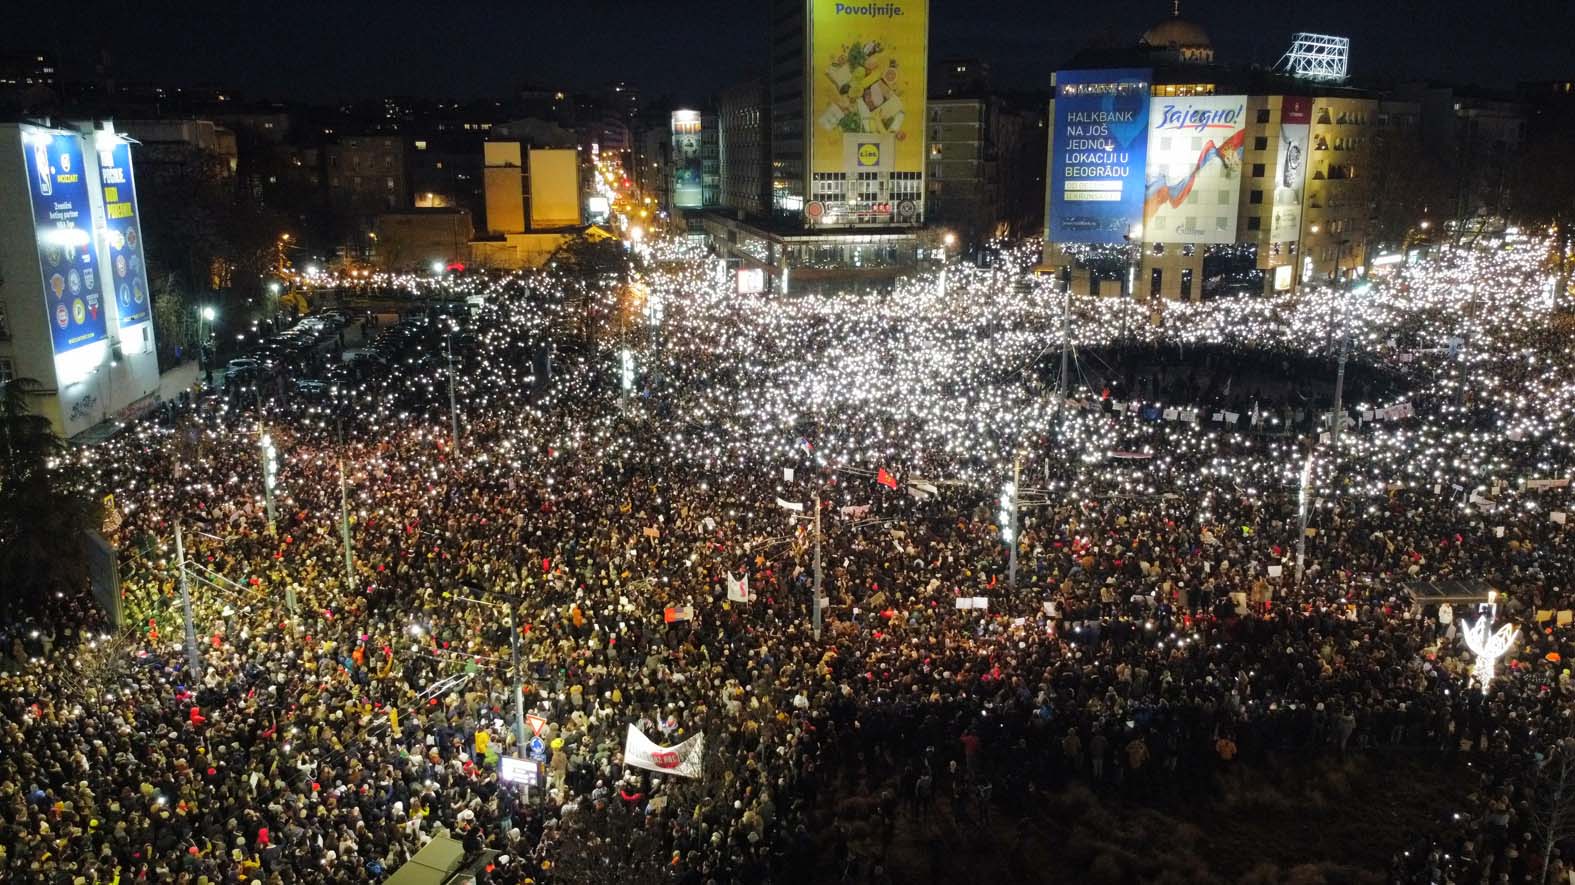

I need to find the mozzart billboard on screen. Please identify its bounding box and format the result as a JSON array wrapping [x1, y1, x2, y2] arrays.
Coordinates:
[[1047, 69, 1152, 245], [1143, 96, 1247, 244], [21, 126, 109, 355], [807, 0, 927, 225], [96, 139, 153, 328]]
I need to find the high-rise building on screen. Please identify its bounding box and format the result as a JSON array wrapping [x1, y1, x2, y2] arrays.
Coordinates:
[[924, 96, 1030, 244], [768, 0, 808, 217], [708, 0, 933, 291], [0, 122, 161, 439], [720, 80, 770, 217]]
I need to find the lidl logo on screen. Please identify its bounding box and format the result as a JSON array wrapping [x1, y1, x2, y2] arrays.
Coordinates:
[[857, 143, 881, 167]]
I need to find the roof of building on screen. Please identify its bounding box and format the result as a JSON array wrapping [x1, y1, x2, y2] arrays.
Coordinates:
[[1139, 3, 1212, 52]]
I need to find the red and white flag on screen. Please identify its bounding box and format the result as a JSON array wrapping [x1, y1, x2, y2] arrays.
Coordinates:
[[726, 572, 753, 603], [624, 724, 704, 778], [663, 606, 694, 623]]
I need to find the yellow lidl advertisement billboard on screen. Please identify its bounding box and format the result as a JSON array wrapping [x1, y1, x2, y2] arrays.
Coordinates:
[[807, 0, 927, 226]]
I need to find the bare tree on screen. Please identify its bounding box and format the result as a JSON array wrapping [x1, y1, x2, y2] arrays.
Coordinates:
[[1530, 737, 1575, 884]]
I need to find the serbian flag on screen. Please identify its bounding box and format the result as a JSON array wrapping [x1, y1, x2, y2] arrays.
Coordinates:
[[876, 467, 898, 489], [664, 606, 694, 623], [798, 437, 814, 455]]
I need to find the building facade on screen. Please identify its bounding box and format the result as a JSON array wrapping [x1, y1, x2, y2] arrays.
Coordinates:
[[719, 80, 770, 217], [0, 122, 161, 439], [324, 135, 407, 215], [1041, 13, 1415, 300]]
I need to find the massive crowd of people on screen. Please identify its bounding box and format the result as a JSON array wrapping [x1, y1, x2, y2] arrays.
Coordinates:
[[0, 235, 1572, 884]]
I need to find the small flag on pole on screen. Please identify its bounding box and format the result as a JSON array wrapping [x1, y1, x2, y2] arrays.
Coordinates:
[[876, 467, 898, 489]]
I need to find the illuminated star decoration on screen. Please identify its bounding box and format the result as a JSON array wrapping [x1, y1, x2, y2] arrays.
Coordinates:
[[1460, 592, 1517, 695]]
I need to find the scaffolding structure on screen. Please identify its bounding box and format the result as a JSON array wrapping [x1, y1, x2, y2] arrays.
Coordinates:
[[1277, 33, 1350, 83]]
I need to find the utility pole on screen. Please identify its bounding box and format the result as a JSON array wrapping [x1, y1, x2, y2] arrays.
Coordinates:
[[1329, 281, 1369, 451], [1330, 328, 1350, 449], [1008, 457, 1020, 590], [812, 490, 823, 640], [1000, 460, 1020, 591], [336, 416, 355, 588], [173, 518, 203, 680], [445, 323, 461, 461], [1295, 450, 1315, 587], [505, 598, 527, 754], [461, 580, 529, 755], [1052, 281, 1072, 488]]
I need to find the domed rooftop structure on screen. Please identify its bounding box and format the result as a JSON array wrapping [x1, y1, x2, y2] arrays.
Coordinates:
[[1139, 2, 1215, 63]]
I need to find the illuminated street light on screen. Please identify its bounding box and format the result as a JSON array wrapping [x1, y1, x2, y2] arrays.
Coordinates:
[[431, 260, 445, 274], [201, 306, 216, 322]]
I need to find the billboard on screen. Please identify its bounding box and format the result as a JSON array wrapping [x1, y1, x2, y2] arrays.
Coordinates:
[[96, 140, 153, 328], [1143, 96, 1247, 244], [21, 126, 109, 355], [807, 0, 927, 226], [1269, 97, 1311, 247], [736, 267, 765, 294], [1047, 69, 1152, 244], [527, 148, 582, 229], [672, 110, 703, 209]]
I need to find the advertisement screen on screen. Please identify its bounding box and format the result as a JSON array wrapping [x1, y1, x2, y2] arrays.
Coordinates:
[[1143, 96, 1247, 244], [1047, 69, 1152, 245], [21, 127, 109, 355], [96, 141, 153, 328], [1269, 97, 1311, 247], [807, 0, 927, 225], [672, 111, 703, 209], [736, 267, 765, 294]]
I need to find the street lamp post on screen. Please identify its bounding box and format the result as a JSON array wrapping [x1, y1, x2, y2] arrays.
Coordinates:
[[197, 306, 216, 370]]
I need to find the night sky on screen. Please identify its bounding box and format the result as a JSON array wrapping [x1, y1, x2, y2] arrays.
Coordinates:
[[4, 0, 1569, 104]]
